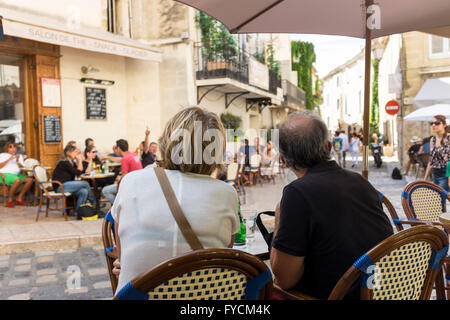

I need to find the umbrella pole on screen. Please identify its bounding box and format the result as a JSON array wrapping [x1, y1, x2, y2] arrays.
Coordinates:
[[362, 4, 373, 180]]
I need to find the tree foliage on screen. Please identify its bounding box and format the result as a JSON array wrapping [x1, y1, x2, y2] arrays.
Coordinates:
[[370, 59, 380, 136], [291, 41, 316, 110]]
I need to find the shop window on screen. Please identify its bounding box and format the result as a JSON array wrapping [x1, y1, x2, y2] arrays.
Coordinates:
[[429, 35, 450, 59], [0, 55, 25, 153]]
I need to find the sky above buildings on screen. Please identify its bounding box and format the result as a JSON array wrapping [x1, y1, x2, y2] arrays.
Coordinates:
[[290, 34, 365, 79]]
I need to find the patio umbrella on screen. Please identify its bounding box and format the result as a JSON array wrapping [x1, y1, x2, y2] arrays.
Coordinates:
[[174, 0, 450, 178], [0, 124, 22, 135], [404, 104, 450, 122]]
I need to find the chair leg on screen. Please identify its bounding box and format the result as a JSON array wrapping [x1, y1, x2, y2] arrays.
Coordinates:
[[3, 184, 8, 206], [46, 198, 50, 217], [62, 196, 68, 221], [36, 195, 44, 222], [435, 268, 446, 300]]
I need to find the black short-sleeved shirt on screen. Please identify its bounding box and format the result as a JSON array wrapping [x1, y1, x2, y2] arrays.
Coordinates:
[[408, 144, 421, 156], [272, 161, 393, 300], [141, 151, 156, 168]]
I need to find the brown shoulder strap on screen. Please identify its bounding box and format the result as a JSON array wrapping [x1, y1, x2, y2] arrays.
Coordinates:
[[154, 167, 204, 250]]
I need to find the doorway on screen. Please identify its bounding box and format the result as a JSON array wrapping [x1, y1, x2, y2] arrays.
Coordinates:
[[0, 54, 25, 154]]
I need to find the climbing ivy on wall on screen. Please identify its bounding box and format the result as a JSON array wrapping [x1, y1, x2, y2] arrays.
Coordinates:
[[291, 41, 316, 110], [370, 59, 380, 136]]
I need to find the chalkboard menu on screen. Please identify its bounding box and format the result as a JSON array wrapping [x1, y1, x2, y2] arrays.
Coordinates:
[[85, 87, 107, 120], [43, 115, 61, 143]]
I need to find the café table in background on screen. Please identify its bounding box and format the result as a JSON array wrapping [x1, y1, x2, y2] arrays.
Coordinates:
[[80, 172, 115, 215]]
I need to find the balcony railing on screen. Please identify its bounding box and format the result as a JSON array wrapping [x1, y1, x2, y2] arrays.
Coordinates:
[[282, 79, 305, 109], [195, 41, 281, 96]]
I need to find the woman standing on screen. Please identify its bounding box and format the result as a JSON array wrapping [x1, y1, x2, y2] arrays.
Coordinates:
[[52, 145, 96, 210], [424, 115, 450, 191], [350, 133, 361, 168]]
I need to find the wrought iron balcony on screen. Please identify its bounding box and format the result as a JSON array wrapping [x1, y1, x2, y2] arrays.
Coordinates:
[[282, 79, 306, 109], [195, 41, 281, 96]]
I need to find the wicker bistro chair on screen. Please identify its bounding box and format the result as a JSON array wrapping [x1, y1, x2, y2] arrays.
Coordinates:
[[225, 162, 245, 197], [399, 181, 450, 299], [33, 165, 73, 221], [378, 191, 403, 233], [113, 248, 273, 300], [246, 154, 263, 186], [102, 211, 118, 294], [274, 225, 449, 300]]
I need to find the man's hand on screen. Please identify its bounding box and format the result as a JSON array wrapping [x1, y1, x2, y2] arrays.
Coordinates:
[[112, 259, 121, 278], [145, 127, 150, 136], [15, 154, 20, 162]]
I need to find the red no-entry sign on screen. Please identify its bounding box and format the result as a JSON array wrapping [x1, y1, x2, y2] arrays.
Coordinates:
[[385, 100, 400, 115]]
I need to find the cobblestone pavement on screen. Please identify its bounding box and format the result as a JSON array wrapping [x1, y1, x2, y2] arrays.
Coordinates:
[[0, 246, 113, 300], [0, 158, 412, 300]]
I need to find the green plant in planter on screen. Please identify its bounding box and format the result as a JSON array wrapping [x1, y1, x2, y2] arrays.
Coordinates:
[[196, 12, 239, 63], [220, 112, 243, 142]]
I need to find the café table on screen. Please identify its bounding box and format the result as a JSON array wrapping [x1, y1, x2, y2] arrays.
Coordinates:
[[233, 229, 270, 261], [81, 172, 115, 215], [439, 212, 450, 226]]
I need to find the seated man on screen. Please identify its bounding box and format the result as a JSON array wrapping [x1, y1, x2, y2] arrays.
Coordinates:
[[404, 136, 422, 176], [0, 142, 34, 207], [270, 112, 393, 300], [102, 139, 142, 205]]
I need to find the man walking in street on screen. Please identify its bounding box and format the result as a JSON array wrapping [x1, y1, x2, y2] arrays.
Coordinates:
[[339, 130, 350, 168], [332, 131, 343, 167]]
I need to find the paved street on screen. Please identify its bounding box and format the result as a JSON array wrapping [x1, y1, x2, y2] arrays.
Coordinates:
[[0, 157, 411, 300]]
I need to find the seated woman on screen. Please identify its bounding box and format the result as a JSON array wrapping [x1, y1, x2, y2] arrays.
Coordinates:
[[260, 141, 278, 179], [51, 145, 96, 211], [83, 146, 115, 188], [111, 106, 240, 294], [0, 142, 34, 207]]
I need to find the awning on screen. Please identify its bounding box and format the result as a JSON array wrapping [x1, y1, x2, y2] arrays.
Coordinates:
[[0, 8, 162, 62], [413, 77, 450, 108]]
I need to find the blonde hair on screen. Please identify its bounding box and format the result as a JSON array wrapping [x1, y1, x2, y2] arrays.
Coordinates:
[[158, 106, 225, 175]]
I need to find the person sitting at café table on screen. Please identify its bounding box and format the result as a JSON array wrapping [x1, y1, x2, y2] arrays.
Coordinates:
[[110, 106, 240, 294], [0, 142, 34, 207], [83, 145, 115, 188], [85, 138, 103, 159], [51, 145, 96, 211], [404, 136, 422, 176], [66, 140, 84, 164], [270, 112, 393, 300], [102, 139, 142, 205], [136, 127, 158, 169]]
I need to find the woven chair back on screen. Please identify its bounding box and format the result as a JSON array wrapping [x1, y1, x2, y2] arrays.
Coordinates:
[[402, 181, 448, 222], [329, 225, 448, 300], [113, 249, 273, 300]]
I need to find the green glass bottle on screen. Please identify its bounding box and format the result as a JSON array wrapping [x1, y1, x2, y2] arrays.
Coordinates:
[[234, 201, 246, 245]]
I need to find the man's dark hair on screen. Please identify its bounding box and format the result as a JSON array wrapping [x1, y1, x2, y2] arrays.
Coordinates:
[[279, 112, 331, 170], [116, 139, 129, 152], [244, 139, 249, 145], [85, 138, 93, 148]]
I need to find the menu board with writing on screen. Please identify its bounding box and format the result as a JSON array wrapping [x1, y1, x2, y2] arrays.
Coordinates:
[[85, 87, 107, 120], [43, 115, 61, 143]]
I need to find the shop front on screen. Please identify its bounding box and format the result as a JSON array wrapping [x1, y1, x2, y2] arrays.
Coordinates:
[[0, 8, 162, 167]]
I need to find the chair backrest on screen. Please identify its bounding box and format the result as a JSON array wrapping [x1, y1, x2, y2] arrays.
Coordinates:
[[33, 165, 52, 190], [102, 211, 118, 294], [250, 154, 261, 168], [402, 181, 449, 222], [226, 163, 239, 181], [328, 225, 448, 300], [24, 158, 40, 170], [113, 248, 273, 300], [377, 191, 403, 232]]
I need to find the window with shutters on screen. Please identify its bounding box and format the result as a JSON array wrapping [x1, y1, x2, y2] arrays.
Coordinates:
[[429, 35, 450, 59]]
